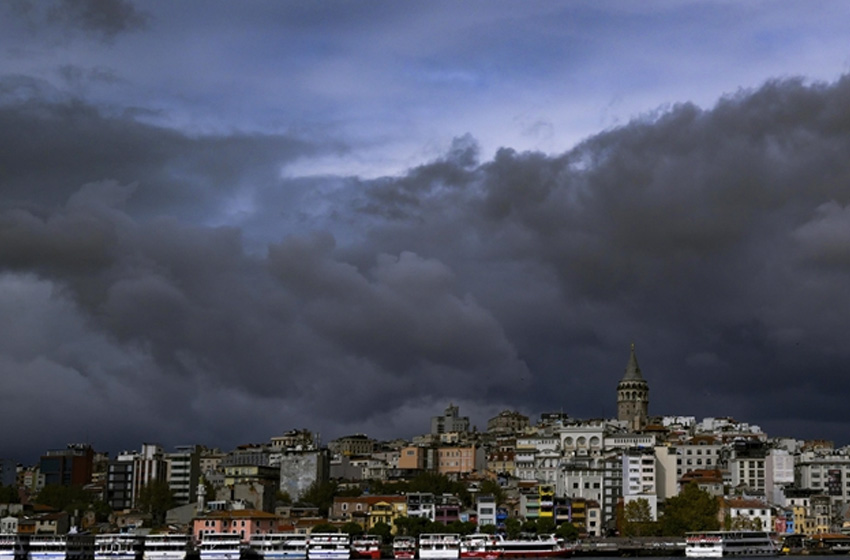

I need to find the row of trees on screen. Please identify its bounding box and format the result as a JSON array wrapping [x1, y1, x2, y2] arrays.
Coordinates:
[[31, 480, 174, 527], [621, 483, 721, 537], [297, 472, 505, 517]]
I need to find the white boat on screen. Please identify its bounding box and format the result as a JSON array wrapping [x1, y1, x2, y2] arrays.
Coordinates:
[[459, 534, 500, 560], [306, 534, 349, 560], [496, 534, 571, 558], [95, 535, 144, 560], [0, 534, 28, 560], [29, 534, 95, 560], [418, 534, 460, 560], [198, 533, 243, 560], [685, 531, 778, 558], [249, 533, 308, 560], [391, 537, 416, 560], [143, 535, 192, 560]]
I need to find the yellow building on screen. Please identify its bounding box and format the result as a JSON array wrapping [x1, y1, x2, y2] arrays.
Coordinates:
[[539, 484, 555, 519]]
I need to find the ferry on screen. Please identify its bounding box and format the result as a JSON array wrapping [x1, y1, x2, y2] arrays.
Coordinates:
[[0, 534, 28, 560], [418, 534, 460, 560], [496, 534, 571, 558], [29, 534, 95, 560], [95, 535, 144, 560], [391, 537, 416, 560], [143, 535, 192, 560], [198, 533, 243, 560], [459, 534, 500, 560], [350, 536, 381, 560], [306, 534, 350, 560], [248, 533, 308, 560], [685, 531, 778, 558]]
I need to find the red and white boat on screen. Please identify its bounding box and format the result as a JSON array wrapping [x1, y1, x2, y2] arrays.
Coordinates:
[[391, 537, 416, 560], [460, 535, 500, 560], [351, 536, 381, 560]]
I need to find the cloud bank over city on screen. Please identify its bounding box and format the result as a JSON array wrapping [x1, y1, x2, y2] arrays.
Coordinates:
[[2, 1, 850, 461]]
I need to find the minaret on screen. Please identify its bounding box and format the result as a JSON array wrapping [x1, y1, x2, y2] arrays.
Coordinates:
[[617, 343, 649, 431]]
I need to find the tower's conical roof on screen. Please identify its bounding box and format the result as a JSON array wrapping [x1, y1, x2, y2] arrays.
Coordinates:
[[621, 343, 644, 381]]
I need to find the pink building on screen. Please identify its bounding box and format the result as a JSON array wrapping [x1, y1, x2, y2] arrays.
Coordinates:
[[437, 445, 477, 476], [193, 509, 279, 543]]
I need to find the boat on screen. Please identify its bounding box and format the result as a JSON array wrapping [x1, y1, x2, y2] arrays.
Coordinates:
[[459, 534, 500, 560], [417, 534, 460, 560], [198, 533, 243, 560], [29, 534, 95, 560], [306, 534, 350, 560], [350, 536, 380, 560], [95, 535, 144, 560], [391, 537, 416, 560], [0, 534, 28, 560], [249, 533, 308, 560], [495, 535, 571, 558], [685, 531, 778, 558], [143, 535, 192, 560]]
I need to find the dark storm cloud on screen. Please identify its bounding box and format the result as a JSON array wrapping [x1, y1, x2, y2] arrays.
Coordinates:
[[4, 76, 850, 461], [347, 77, 850, 439], [9, 0, 149, 41], [0, 88, 336, 221]]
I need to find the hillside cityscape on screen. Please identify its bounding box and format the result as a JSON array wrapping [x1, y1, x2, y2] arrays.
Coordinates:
[[1, 345, 849, 550]]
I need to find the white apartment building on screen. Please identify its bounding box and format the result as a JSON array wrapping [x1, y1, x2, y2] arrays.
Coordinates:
[[795, 451, 850, 505], [515, 435, 560, 482], [166, 444, 201, 506], [623, 449, 658, 520], [722, 498, 772, 531], [671, 436, 723, 479], [729, 442, 767, 494], [765, 449, 795, 505], [558, 423, 609, 458]]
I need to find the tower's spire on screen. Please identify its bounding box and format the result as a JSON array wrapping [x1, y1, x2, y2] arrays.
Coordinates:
[[622, 342, 643, 381]]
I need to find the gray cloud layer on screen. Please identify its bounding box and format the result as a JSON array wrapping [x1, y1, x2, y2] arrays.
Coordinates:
[[3, 76, 850, 461]]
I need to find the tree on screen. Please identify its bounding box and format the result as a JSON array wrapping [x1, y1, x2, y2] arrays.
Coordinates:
[[36, 484, 89, 511], [478, 480, 506, 507], [408, 473, 471, 507], [504, 518, 523, 539], [36, 484, 110, 521], [276, 490, 293, 505], [299, 480, 339, 517], [394, 516, 435, 538], [341, 521, 364, 536], [371, 521, 393, 544], [0, 485, 19, 504], [311, 523, 339, 533], [136, 480, 175, 527], [445, 520, 477, 535], [622, 498, 657, 537], [660, 483, 720, 536], [536, 518, 555, 535], [555, 522, 579, 541], [479, 524, 497, 535]]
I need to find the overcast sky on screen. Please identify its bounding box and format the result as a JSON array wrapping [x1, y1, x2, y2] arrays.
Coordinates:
[[3, 0, 850, 463]]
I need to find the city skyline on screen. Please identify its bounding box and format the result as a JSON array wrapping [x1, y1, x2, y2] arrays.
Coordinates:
[[3, 1, 850, 463]]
